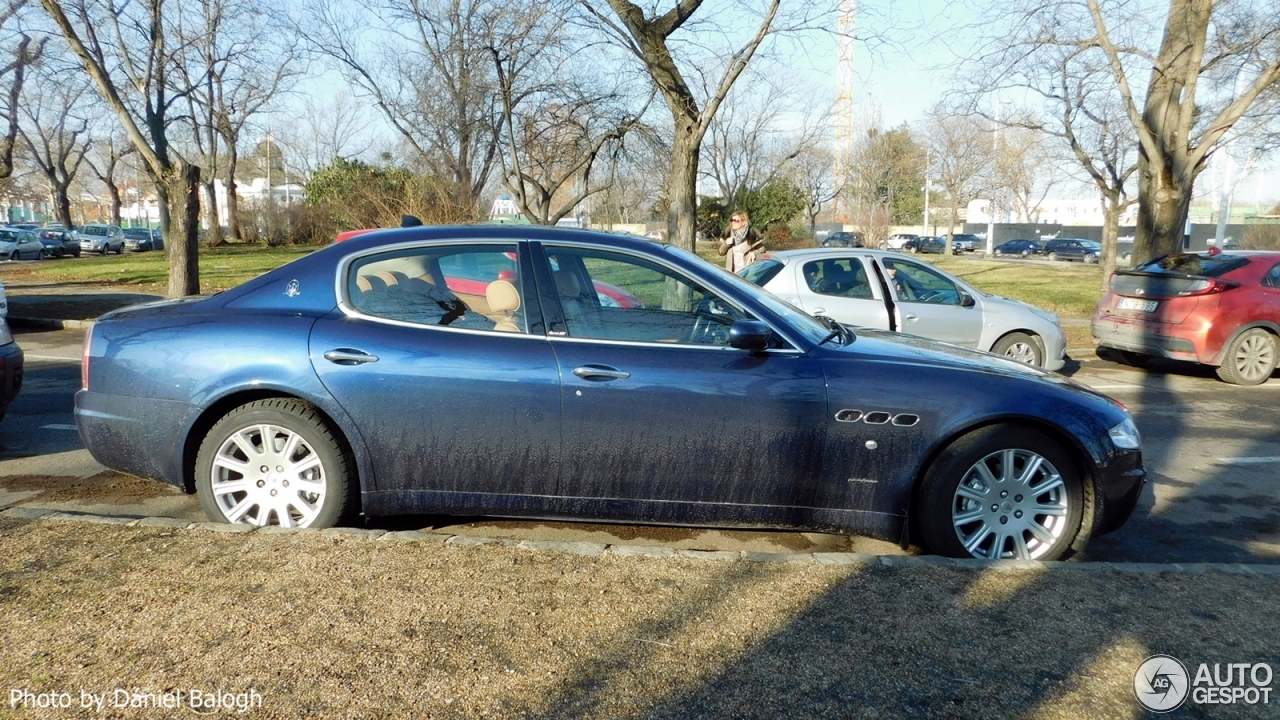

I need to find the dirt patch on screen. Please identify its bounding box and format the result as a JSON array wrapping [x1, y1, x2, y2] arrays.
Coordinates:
[[0, 472, 182, 504]]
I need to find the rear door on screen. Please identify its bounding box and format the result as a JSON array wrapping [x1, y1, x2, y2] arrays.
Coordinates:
[[788, 255, 891, 330], [309, 240, 562, 498]]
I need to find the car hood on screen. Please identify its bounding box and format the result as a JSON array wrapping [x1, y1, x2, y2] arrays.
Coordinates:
[[833, 326, 1101, 397]]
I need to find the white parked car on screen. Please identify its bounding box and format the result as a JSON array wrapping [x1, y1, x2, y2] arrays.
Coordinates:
[[0, 227, 44, 261], [740, 248, 1068, 370], [882, 233, 918, 250]]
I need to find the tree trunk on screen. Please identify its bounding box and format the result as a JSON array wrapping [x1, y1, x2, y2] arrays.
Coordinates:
[[202, 178, 223, 245], [157, 161, 201, 298], [946, 197, 960, 254], [1099, 195, 1121, 293], [224, 144, 241, 241], [1134, 153, 1192, 263], [666, 122, 700, 253], [106, 183, 122, 226], [51, 178, 72, 228]]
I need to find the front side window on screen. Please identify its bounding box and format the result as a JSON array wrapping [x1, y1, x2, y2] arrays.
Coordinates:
[[346, 244, 525, 333], [1264, 262, 1280, 288], [882, 258, 962, 305], [801, 259, 874, 299], [546, 246, 751, 346]]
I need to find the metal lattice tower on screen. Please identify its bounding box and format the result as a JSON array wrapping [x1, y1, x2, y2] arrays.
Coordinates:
[[833, 0, 857, 219]]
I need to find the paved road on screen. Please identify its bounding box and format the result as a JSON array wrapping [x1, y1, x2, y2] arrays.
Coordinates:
[[3, 325, 1277, 564]]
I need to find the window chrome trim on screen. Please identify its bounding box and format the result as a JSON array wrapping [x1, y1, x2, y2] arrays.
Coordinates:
[[539, 239, 806, 351], [546, 334, 805, 355], [334, 238, 538, 337]]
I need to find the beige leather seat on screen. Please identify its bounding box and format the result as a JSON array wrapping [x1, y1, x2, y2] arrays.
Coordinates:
[[485, 280, 521, 332]]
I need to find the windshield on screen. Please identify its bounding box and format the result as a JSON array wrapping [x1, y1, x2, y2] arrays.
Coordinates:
[[82, 226, 108, 236], [0, 230, 17, 241], [738, 259, 784, 287], [663, 245, 833, 345], [1132, 253, 1248, 278]]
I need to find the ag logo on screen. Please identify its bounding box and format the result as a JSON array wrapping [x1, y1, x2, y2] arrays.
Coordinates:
[[1135, 654, 1190, 712]]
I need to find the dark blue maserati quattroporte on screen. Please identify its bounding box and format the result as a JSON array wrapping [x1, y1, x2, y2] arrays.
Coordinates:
[[75, 226, 1145, 560]]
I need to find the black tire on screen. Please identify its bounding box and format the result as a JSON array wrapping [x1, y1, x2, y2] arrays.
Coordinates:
[[1047, 251, 1058, 262], [1084, 253, 1098, 264], [7, 251, 16, 261], [991, 331, 1044, 367], [101, 246, 109, 255], [1116, 350, 1149, 367], [1216, 328, 1278, 385], [916, 425, 1085, 561], [909, 246, 918, 254], [1020, 250, 1030, 258], [195, 398, 357, 528]]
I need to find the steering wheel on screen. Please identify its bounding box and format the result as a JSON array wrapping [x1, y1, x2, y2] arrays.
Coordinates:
[[688, 298, 732, 344]]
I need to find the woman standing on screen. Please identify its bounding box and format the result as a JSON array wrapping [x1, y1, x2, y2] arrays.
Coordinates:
[[717, 210, 764, 273]]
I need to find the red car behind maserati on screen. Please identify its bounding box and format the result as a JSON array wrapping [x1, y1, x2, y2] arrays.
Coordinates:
[[1092, 249, 1280, 385]]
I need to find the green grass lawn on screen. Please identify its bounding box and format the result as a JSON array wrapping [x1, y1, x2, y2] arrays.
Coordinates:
[[19, 244, 320, 293]]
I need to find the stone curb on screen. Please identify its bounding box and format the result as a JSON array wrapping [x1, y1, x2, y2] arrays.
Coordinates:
[[5, 508, 1280, 576], [8, 316, 95, 330]]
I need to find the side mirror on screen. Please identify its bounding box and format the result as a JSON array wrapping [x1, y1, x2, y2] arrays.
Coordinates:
[[728, 320, 772, 351], [960, 292, 976, 308]]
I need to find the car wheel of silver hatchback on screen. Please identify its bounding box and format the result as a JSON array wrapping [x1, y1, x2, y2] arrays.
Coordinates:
[[1216, 328, 1278, 386], [992, 332, 1043, 367], [916, 426, 1084, 561], [195, 398, 356, 528]]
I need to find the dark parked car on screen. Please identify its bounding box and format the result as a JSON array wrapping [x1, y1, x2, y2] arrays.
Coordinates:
[[0, 312, 22, 424], [1043, 238, 1101, 263], [37, 228, 81, 258], [903, 236, 963, 255], [75, 225, 1144, 560], [1093, 249, 1280, 385], [123, 227, 163, 252], [820, 231, 864, 248], [993, 239, 1044, 258]]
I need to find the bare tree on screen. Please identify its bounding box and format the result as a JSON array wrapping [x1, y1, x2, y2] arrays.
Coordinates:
[[923, 109, 989, 254], [0, 1, 44, 180], [488, 1, 652, 225], [279, 93, 378, 179], [19, 73, 93, 228], [84, 132, 135, 226], [180, 0, 301, 243], [41, 0, 205, 297], [302, 0, 504, 216], [575, 0, 789, 252], [791, 143, 840, 241]]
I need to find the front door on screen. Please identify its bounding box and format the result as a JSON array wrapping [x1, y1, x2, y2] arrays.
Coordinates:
[[539, 243, 828, 509], [878, 256, 983, 347]]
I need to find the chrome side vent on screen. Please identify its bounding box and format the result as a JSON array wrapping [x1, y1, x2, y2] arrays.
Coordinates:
[[863, 411, 891, 425], [835, 409, 862, 423], [892, 414, 920, 427]]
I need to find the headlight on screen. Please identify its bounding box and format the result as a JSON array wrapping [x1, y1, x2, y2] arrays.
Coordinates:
[[1109, 418, 1141, 450]]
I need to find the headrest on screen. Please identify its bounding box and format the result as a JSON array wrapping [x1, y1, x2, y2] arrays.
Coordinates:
[[486, 280, 521, 313]]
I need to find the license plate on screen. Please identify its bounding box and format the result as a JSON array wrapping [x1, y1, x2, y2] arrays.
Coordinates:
[[1117, 297, 1158, 312]]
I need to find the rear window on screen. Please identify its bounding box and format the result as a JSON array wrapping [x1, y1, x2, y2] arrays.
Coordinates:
[[738, 259, 784, 287], [1132, 253, 1248, 278]]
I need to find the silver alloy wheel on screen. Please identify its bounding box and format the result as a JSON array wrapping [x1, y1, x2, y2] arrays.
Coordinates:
[[1229, 332, 1276, 383], [1002, 340, 1039, 365], [951, 448, 1070, 559], [209, 423, 328, 527]]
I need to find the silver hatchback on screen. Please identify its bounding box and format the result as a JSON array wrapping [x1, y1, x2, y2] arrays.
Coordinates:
[[740, 249, 1067, 370]]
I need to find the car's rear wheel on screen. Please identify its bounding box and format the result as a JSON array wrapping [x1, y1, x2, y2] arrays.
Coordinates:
[[916, 426, 1084, 561], [195, 398, 357, 528], [992, 332, 1043, 367], [1216, 328, 1278, 385]]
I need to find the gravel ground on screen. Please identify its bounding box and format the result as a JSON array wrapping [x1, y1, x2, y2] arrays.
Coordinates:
[[2, 517, 1278, 719]]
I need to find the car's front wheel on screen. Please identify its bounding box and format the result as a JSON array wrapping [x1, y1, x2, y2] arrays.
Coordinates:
[[1216, 328, 1278, 385], [1047, 251, 1058, 261], [992, 332, 1043, 367], [916, 426, 1084, 561], [195, 398, 357, 528]]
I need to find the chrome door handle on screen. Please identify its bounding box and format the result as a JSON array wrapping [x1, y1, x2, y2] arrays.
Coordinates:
[[904, 313, 918, 321], [324, 349, 379, 365], [812, 307, 827, 315], [572, 365, 631, 381]]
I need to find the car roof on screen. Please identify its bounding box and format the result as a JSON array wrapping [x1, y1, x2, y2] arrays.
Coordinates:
[[761, 248, 928, 262], [336, 223, 671, 255]]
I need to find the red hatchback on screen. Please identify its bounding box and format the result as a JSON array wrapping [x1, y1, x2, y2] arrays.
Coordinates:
[[1092, 250, 1280, 385]]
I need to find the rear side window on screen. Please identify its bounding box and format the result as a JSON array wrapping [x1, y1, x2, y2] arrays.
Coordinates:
[[347, 244, 526, 333], [738, 259, 784, 287], [1133, 254, 1248, 278], [802, 259, 874, 298]]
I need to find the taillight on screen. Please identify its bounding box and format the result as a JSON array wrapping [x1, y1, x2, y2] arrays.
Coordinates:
[[1176, 278, 1238, 296], [81, 324, 93, 390]]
